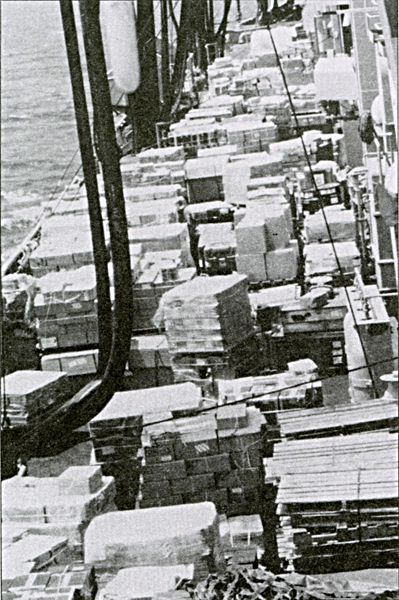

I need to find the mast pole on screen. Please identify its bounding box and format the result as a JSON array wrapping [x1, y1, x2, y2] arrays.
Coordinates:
[[79, 0, 133, 388], [160, 0, 171, 111], [59, 0, 112, 375]]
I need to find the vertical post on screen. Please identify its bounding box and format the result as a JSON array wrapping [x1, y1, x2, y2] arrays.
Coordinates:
[[160, 0, 170, 109], [80, 0, 133, 385], [208, 0, 215, 39], [59, 0, 112, 375], [129, 0, 160, 150]]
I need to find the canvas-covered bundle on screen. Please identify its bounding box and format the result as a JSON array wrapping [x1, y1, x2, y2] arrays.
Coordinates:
[[155, 274, 254, 353], [84, 503, 225, 582], [99, 566, 193, 600], [2, 370, 68, 427]]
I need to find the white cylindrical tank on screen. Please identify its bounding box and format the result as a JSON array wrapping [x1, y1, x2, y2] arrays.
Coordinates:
[[101, 1, 140, 94]]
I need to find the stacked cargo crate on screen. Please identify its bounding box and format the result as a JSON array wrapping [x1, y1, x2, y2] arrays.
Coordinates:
[[139, 404, 266, 517], [235, 201, 297, 284], [2, 370, 68, 428], [33, 266, 99, 351], [219, 514, 265, 567], [197, 223, 237, 275], [89, 383, 202, 509], [156, 274, 262, 381]]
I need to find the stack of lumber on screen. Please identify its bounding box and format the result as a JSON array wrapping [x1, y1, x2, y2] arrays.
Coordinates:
[[2, 535, 70, 583], [157, 274, 254, 354], [2, 370, 68, 427], [2, 466, 116, 554], [219, 514, 265, 566], [265, 431, 398, 572], [84, 503, 225, 582], [34, 267, 99, 350], [98, 566, 193, 600], [304, 206, 356, 244], [197, 223, 237, 275], [139, 405, 265, 515], [218, 359, 322, 415], [4, 564, 96, 600], [89, 383, 202, 509], [274, 398, 398, 442]]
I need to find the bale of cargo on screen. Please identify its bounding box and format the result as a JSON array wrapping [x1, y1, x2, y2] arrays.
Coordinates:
[[224, 120, 278, 153], [123, 184, 184, 203], [156, 274, 254, 354], [235, 253, 268, 282], [128, 224, 193, 268], [304, 206, 356, 243], [265, 247, 298, 282], [125, 198, 184, 228], [84, 502, 225, 581], [304, 241, 360, 279], [2, 370, 68, 427], [137, 146, 185, 164], [2, 467, 116, 553]]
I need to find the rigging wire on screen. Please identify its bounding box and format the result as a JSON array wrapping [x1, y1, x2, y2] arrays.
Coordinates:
[[264, 20, 379, 398], [8, 354, 397, 449]]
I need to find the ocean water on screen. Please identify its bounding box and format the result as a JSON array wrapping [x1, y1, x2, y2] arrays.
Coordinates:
[[1, 0, 256, 263], [1, 0, 80, 261]]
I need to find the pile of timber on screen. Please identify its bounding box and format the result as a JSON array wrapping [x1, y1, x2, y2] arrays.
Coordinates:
[[273, 398, 398, 442], [4, 563, 96, 600], [139, 405, 266, 516], [265, 431, 398, 573], [2, 370, 69, 427]]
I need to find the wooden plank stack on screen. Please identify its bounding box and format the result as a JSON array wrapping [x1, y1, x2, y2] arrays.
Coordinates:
[[2, 370, 69, 427], [274, 398, 398, 442], [265, 431, 398, 572], [89, 383, 203, 509], [4, 564, 96, 600], [139, 405, 266, 516]]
